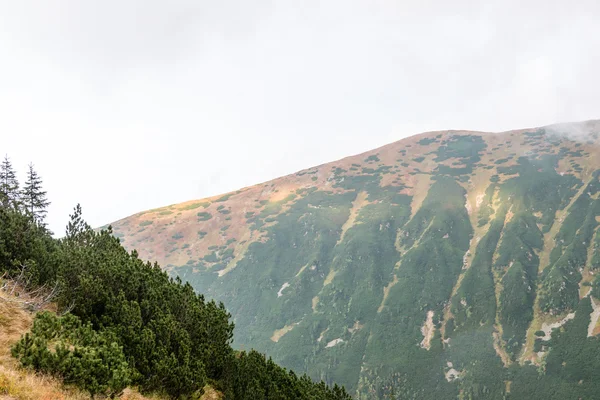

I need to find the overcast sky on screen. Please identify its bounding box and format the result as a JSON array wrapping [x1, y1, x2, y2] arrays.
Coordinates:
[[1, 0, 599, 234]]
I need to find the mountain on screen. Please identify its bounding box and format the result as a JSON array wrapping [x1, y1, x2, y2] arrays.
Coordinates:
[[110, 120, 600, 399]]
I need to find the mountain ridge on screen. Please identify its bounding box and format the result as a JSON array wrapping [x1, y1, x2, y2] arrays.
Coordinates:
[[110, 119, 600, 269], [111, 119, 600, 399], [112, 119, 596, 223]]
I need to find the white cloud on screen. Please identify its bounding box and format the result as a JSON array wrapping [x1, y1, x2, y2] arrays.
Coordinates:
[[0, 0, 598, 234]]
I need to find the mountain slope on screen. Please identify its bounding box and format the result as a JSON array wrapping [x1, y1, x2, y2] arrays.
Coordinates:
[[0, 284, 165, 400], [111, 120, 600, 399]]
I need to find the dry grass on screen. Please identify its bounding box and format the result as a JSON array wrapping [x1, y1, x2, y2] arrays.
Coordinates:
[[0, 364, 89, 400], [271, 324, 294, 343], [0, 288, 88, 400], [337, 191, 369, 245], [199, 386, 223, 400], [119, 389, 166, 400], [0, 284, 166, 400], [0, 290, 34, 366]]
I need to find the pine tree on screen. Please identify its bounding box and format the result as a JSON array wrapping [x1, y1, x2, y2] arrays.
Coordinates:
[[65, 204, 92, 245], [22, 163, 50, 227], [0, 155, 20, 208]]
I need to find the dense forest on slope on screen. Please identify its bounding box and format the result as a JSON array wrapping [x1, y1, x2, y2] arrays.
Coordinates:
[[111, 121, 600, 399], [0, 157, 351, 399]]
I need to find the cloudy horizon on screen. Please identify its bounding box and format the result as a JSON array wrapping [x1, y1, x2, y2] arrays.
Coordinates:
[[1, 0, 599, 234]]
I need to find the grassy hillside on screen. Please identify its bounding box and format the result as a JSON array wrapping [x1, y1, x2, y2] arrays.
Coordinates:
[[0, 173, 351, 398], [111, 120, 600, 398], [0, 284, 168, 400]]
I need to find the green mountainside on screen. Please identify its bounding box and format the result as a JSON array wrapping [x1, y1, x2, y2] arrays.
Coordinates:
[[0, 163, 351, 399], [111, 120, 600, 399]]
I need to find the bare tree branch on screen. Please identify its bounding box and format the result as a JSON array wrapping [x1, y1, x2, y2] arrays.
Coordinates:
[[1, 267, 62, 311]]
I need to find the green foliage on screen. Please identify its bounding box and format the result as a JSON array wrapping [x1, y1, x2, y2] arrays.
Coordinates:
[[222, 350, 352, 400], [54, 228, 227, 397], [139, 220, 153, 227], [477, 182, 496, 227], [175, 132, 600, 399], [197, 211, 212, 221], [20, 163, 50, 228], [361, 177, 468, 398], [591, 227, 600, 272], [216, 194, 233, 202], [452, 209, 502, 333], [0, 155, 20, 208], [0, 167, 350, 399], [179, 202, 210, 211], [8, 129, 600, 399], [12, 312, 130, 397], [499, 261, 533, 354], [433, 135, 486, 176], [0, 204, 57, 285], [508, 297, 600, 399], [539, 170, 600, 313], [417, 137, 437, 146], [174, 131, 600, 398], [499, 155, 580, 233], [248, 195, 298, 230], [493, 209, 542, 355]]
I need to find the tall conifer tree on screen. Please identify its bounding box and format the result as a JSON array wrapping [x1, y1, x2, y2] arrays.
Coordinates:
[[22, 163, 50, 227], [0, 155, 20, 208]]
